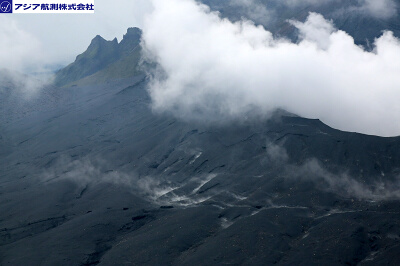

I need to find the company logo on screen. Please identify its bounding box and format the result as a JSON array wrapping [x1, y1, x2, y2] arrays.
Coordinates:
[[0, 0, 12, 13], [11, 1, 94, 13]]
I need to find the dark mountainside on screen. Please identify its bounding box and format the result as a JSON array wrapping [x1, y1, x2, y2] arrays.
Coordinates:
[[201, 0, 400, 47], [1, 3, 400, 266]]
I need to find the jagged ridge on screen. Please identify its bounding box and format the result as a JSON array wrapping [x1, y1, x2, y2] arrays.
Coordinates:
[[54, 27, 142, 87]]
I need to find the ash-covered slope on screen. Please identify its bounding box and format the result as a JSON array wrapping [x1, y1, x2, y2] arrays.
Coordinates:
[[0, 69, 60, 126], [2, 67, 400, 265]]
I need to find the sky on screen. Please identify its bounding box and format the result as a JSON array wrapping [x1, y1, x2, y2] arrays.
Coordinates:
[[0, 0, 152, 72]]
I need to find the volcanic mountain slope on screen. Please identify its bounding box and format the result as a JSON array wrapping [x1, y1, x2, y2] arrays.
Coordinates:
[[2, 32, 400, 265], [2, 3, 400, 265]]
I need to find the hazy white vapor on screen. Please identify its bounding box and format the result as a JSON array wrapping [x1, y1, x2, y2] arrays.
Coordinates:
[[231, 0, 272, 25], [291, 158, 400, 201], [264, 143, 400, 201], [281, 0, 397, 19], [0, 18, 53, 96], [265, 141, 288, 163], [142, 0, 400, 136], [0, 17, 44, 72], [281, 0, 333, 7], [359, 0, 397, 19]]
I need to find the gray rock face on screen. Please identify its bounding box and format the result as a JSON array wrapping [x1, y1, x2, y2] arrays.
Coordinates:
[[54, 27, 142, 87]]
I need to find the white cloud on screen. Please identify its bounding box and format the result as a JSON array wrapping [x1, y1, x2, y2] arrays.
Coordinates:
[[142, 0, 400, 137], [289, 13, 335, 50]]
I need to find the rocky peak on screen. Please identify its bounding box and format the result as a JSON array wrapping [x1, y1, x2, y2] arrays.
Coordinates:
[[119, 27, 142, 53], [123, 27, 142, 41], [54, 28, 142, 87], [83, 35, 119, 59]]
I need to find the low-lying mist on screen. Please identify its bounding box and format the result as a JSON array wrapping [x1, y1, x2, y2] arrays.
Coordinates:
[[0, 69, 52, 100], [42, 144, 400, 206], [265, 141, 400, 201]]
